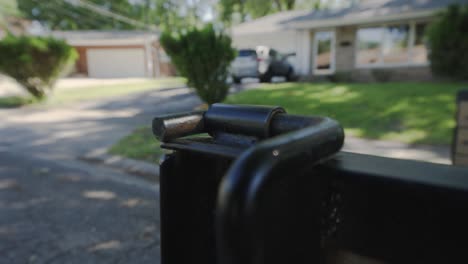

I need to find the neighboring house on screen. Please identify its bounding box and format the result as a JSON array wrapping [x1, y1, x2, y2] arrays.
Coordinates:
[[231, 0, 468, 81], [0, 16, 32, 38], [52, 31, 175, 78]]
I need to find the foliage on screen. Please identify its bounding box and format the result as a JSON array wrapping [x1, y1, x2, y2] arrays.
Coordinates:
[[328, 71, 352, 83], [226, 82, 464, 145], [154, 0, 213, 31], [0, 96, 36, 108], [109, 127, 164, 163], [219, 0, 248, 24], [427, 4, 468, 80], [0, 0, 21, 17], [17, 0, 210, 31], [0, 34, 77, 99], [160, 24, 236, 104], [17, 0, 148, 30], [220, 0, 299, 22], [218, 0, 354, 24], [371, 69, 392, 82], [110, 127, 208, 163]]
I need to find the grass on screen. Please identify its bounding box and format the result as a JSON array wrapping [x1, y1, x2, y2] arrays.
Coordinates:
[[225, 82, 465, 145], [46, 78, 185, 105], [108, 127, 165, 163], [0, 96, 36, 108], [0, 78, 185, 107], [110, 81, 463, 162]]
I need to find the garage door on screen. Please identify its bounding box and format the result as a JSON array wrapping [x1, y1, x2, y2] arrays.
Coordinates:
[[87, 48, 146, 78]]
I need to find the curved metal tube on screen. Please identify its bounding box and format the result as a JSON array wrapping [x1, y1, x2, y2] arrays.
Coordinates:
[[216, 117, 344, 264]]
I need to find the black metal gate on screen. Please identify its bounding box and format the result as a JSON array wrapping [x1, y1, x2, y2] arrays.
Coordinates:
[[154, 104, 468, 264]]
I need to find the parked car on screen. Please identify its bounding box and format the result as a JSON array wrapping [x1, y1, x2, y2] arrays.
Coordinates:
[[230, 46, 295, 83]]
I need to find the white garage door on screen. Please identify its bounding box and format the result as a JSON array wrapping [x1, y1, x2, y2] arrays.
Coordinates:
[[87, 48, 146, 78]]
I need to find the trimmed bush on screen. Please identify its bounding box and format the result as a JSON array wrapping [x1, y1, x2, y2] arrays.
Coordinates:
[[160, 24, 236, 104], [0, 34, 77, 99], [328, 71, 352, 83], [371, 69, 392, 82], [427, 4, 468, 80]]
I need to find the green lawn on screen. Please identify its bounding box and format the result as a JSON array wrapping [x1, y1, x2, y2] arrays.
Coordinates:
[[0, 96, 36, 108], [226, 82, 464, 145], [110, 81, 464, 162], [46, 78, 184, 105], [0, 78, 185, 108], [109, 127, 165, 163]]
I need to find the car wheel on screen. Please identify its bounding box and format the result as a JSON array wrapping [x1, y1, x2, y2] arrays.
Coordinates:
[[233, 76, 242, 84], [259, 71, 272, 83], [286, 67, 295, 82]]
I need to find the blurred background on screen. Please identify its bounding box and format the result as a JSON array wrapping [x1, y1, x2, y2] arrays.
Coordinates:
[[1, 0, 468, 263]]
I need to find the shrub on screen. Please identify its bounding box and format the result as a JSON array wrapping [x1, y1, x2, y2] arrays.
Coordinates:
[[426, 4, 468, 80], [371, 69, 392, 82], [0, 34, 77, 99], [328, 71, 352, 83], [160, 24, 236, 104]]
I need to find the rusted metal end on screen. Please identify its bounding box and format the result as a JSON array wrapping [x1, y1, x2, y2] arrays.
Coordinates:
[[152, 111, 205, 141]]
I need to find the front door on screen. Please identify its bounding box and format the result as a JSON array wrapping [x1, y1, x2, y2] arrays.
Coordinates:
[[313, 31, 335, 75]]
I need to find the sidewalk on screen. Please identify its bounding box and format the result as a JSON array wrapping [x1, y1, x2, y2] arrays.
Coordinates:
[[343, 136, 451, 164]]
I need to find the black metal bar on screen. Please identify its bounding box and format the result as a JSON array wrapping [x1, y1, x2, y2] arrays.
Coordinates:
[[204, 104, 286, 138], [154, 104, 468, 264], [215, 115, 344, 264]]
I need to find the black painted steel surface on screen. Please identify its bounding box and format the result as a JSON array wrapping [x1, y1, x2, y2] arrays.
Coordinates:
[[154, 104, 468, 264]]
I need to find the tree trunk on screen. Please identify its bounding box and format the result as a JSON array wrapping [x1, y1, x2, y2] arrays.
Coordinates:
[[21, 82, 46, 100], [239, 0, 247, 22], [286, 0, 295, 10], [274, 0, 283, 11]]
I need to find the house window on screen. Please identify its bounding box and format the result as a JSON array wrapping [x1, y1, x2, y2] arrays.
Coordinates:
[[314, 31, 335, 74], [382, 25, 410, 64], [356, 22, 429, 67], [357, 27, 383, 65]]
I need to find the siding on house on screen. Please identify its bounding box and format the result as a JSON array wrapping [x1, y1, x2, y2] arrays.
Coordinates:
[[306, 23, 432, 81], [231, 0, 466, 81], [335, 26, 356, 72]]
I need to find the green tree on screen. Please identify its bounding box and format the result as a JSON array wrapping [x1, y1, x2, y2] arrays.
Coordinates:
[[160, 24, 235, 104], [219, 0, 247, 24], [0, 35, 78, 99], [17, 0, 147, 30], [220, 0, 296, 22], [0, 0, 21, 17], [427, 4, 468, 80], [219, 0, 356, 24], [153, 0, 214, 31]]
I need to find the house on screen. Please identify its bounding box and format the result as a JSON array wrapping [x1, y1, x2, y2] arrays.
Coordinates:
[[0, 16, 33, 38], [52, 31, 175, 78], [231, 0, 468, 81]]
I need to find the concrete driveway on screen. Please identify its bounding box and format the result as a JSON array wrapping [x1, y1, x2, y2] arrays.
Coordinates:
[[0, 151, 159, 264], [0, 76, 158, 97], [0, 86, 201, 160], [0, 85, 200, 264]]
